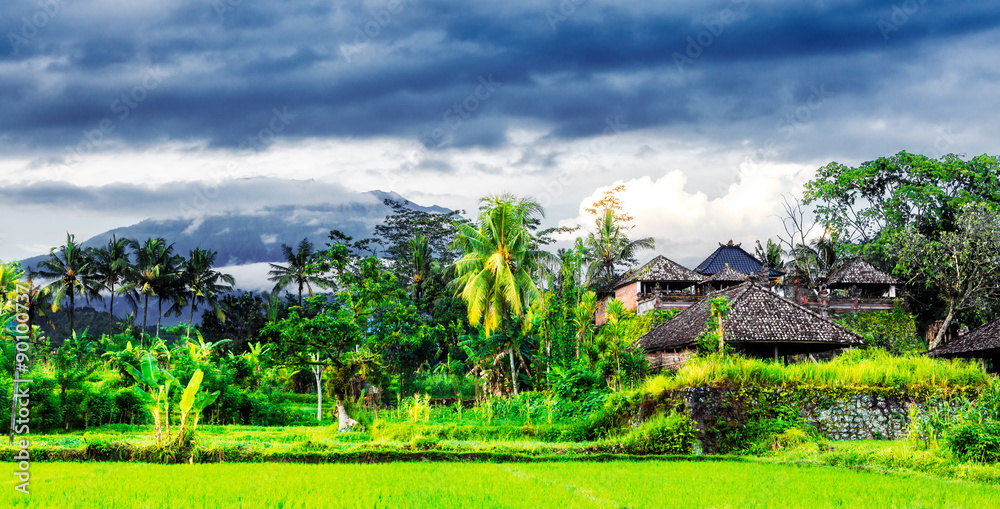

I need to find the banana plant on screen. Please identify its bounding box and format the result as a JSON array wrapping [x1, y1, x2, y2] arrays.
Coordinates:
[[126, 353, 176, 445], [176, 369, 203, 442], [189, 386, 220, 431]]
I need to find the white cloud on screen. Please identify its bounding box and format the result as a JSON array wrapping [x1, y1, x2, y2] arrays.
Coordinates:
[[563, 161, 813, 268]]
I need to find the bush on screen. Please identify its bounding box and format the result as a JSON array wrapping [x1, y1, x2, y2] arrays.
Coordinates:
[[548, 365, 606, 401], [114, 387, 149, 425], [617, 412, 696, 455], [947, 421, 1000, 463], [26, 377, 63, 433], [211, 387, 292, 426]]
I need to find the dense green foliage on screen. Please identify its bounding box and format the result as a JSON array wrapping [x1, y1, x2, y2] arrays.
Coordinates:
[[834, 308, 922, 354]]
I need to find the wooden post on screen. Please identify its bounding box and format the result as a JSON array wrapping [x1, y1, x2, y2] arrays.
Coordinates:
[[773, 346, 779, 363]]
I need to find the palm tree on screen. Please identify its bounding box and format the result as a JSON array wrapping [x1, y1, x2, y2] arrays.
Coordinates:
[[0, 260, 22, 307], [407, 235, 433, 301], [582, 209, 655, 287], [268, 238, 326, 306], [174, 248, 236, 338], [90, 235, 132, 337], [37, 233, 101, 335], [452, 193, 550, 395], [121, 238, 179, 345]]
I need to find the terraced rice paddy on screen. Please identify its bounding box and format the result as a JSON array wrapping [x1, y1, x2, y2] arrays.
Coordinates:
[[3, 460, 998, 508]]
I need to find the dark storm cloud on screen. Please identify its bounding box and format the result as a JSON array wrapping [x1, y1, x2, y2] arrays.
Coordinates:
[[2, 177, 375, 216], [1, 0, 999, 153]]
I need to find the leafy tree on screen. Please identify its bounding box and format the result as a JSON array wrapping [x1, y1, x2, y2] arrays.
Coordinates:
[[452, 193, 552, 396], [804, 152, 1000, 260], [754, 239, 784, 270], [38, 233, 100, 336], [268, 238, 327, 306], [893, 203, 1000, 349], [265, 251, 394, 429], [373, 198, 464, 269], [174, 248, 235, 338], [89, 235, 131, 337], [199, 291, 280, 348], [581, 193, 655, 287]]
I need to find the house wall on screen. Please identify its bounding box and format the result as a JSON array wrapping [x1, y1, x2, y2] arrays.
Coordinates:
[[615, 281, 640, 312], [595, 297, 610, 326], [646, 349, 695, 371]]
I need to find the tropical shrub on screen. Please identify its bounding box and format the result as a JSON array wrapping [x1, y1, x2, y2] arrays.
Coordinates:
[[547, 364, 606, 401], [947, 422, 1000, 463], [616, 412, 696, 454]]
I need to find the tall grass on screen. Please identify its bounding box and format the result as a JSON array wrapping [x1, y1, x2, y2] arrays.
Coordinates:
[[642, 349, 992, 394]]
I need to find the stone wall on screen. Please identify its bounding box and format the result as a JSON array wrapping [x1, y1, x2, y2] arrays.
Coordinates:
[[800, 393, 911, 440], [667, 386, 924, 451]]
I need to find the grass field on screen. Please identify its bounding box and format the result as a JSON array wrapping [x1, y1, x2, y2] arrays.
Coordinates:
[[3, 461, 998, 508]]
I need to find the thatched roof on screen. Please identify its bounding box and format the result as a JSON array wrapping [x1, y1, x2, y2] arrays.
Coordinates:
[[637, 281, 864, 352], [612, 255, 705, 289], [701, 264, 747, 284], [695, 240, 783, 277], [827, 258, 897, 287], [927, 318, 1000, 358]]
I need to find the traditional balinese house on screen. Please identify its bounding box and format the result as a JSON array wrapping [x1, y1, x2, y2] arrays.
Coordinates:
[[823, 258, 900, 313], [595, 255, 705, 325], [926, 318, 1000, 372], [699, 263, 748, 292], [695, 240, 783, 279], [637, 281, 864, 371]]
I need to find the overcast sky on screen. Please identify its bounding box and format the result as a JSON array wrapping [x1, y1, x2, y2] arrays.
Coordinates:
[[2, 0, 999, 268]]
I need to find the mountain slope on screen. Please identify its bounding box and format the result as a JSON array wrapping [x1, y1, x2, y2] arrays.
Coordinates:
[[21, 189, 453, 269]]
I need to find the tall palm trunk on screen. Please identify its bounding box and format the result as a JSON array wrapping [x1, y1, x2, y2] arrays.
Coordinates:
[[156, 297, 164, 338], [187, 304, 195, 339], [68, 289, 75, 334], [509, 348, 518, 396], [142, 294, 149, 346], [108, 283, 116, 337]]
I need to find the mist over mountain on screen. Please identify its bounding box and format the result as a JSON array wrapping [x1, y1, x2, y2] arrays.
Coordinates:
[[20, 189, 454, 273]]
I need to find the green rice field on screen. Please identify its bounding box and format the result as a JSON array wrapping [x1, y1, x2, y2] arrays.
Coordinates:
[[3, 460, 997, 508]]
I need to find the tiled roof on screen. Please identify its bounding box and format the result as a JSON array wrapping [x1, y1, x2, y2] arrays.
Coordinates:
[[927, 318, 1000, 357], [695, 241, 783, 277], [613, 255, 705, 289], [827, 258, 897, 286], [701, 264, 747, 284], [637, 281, 864, 351]]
